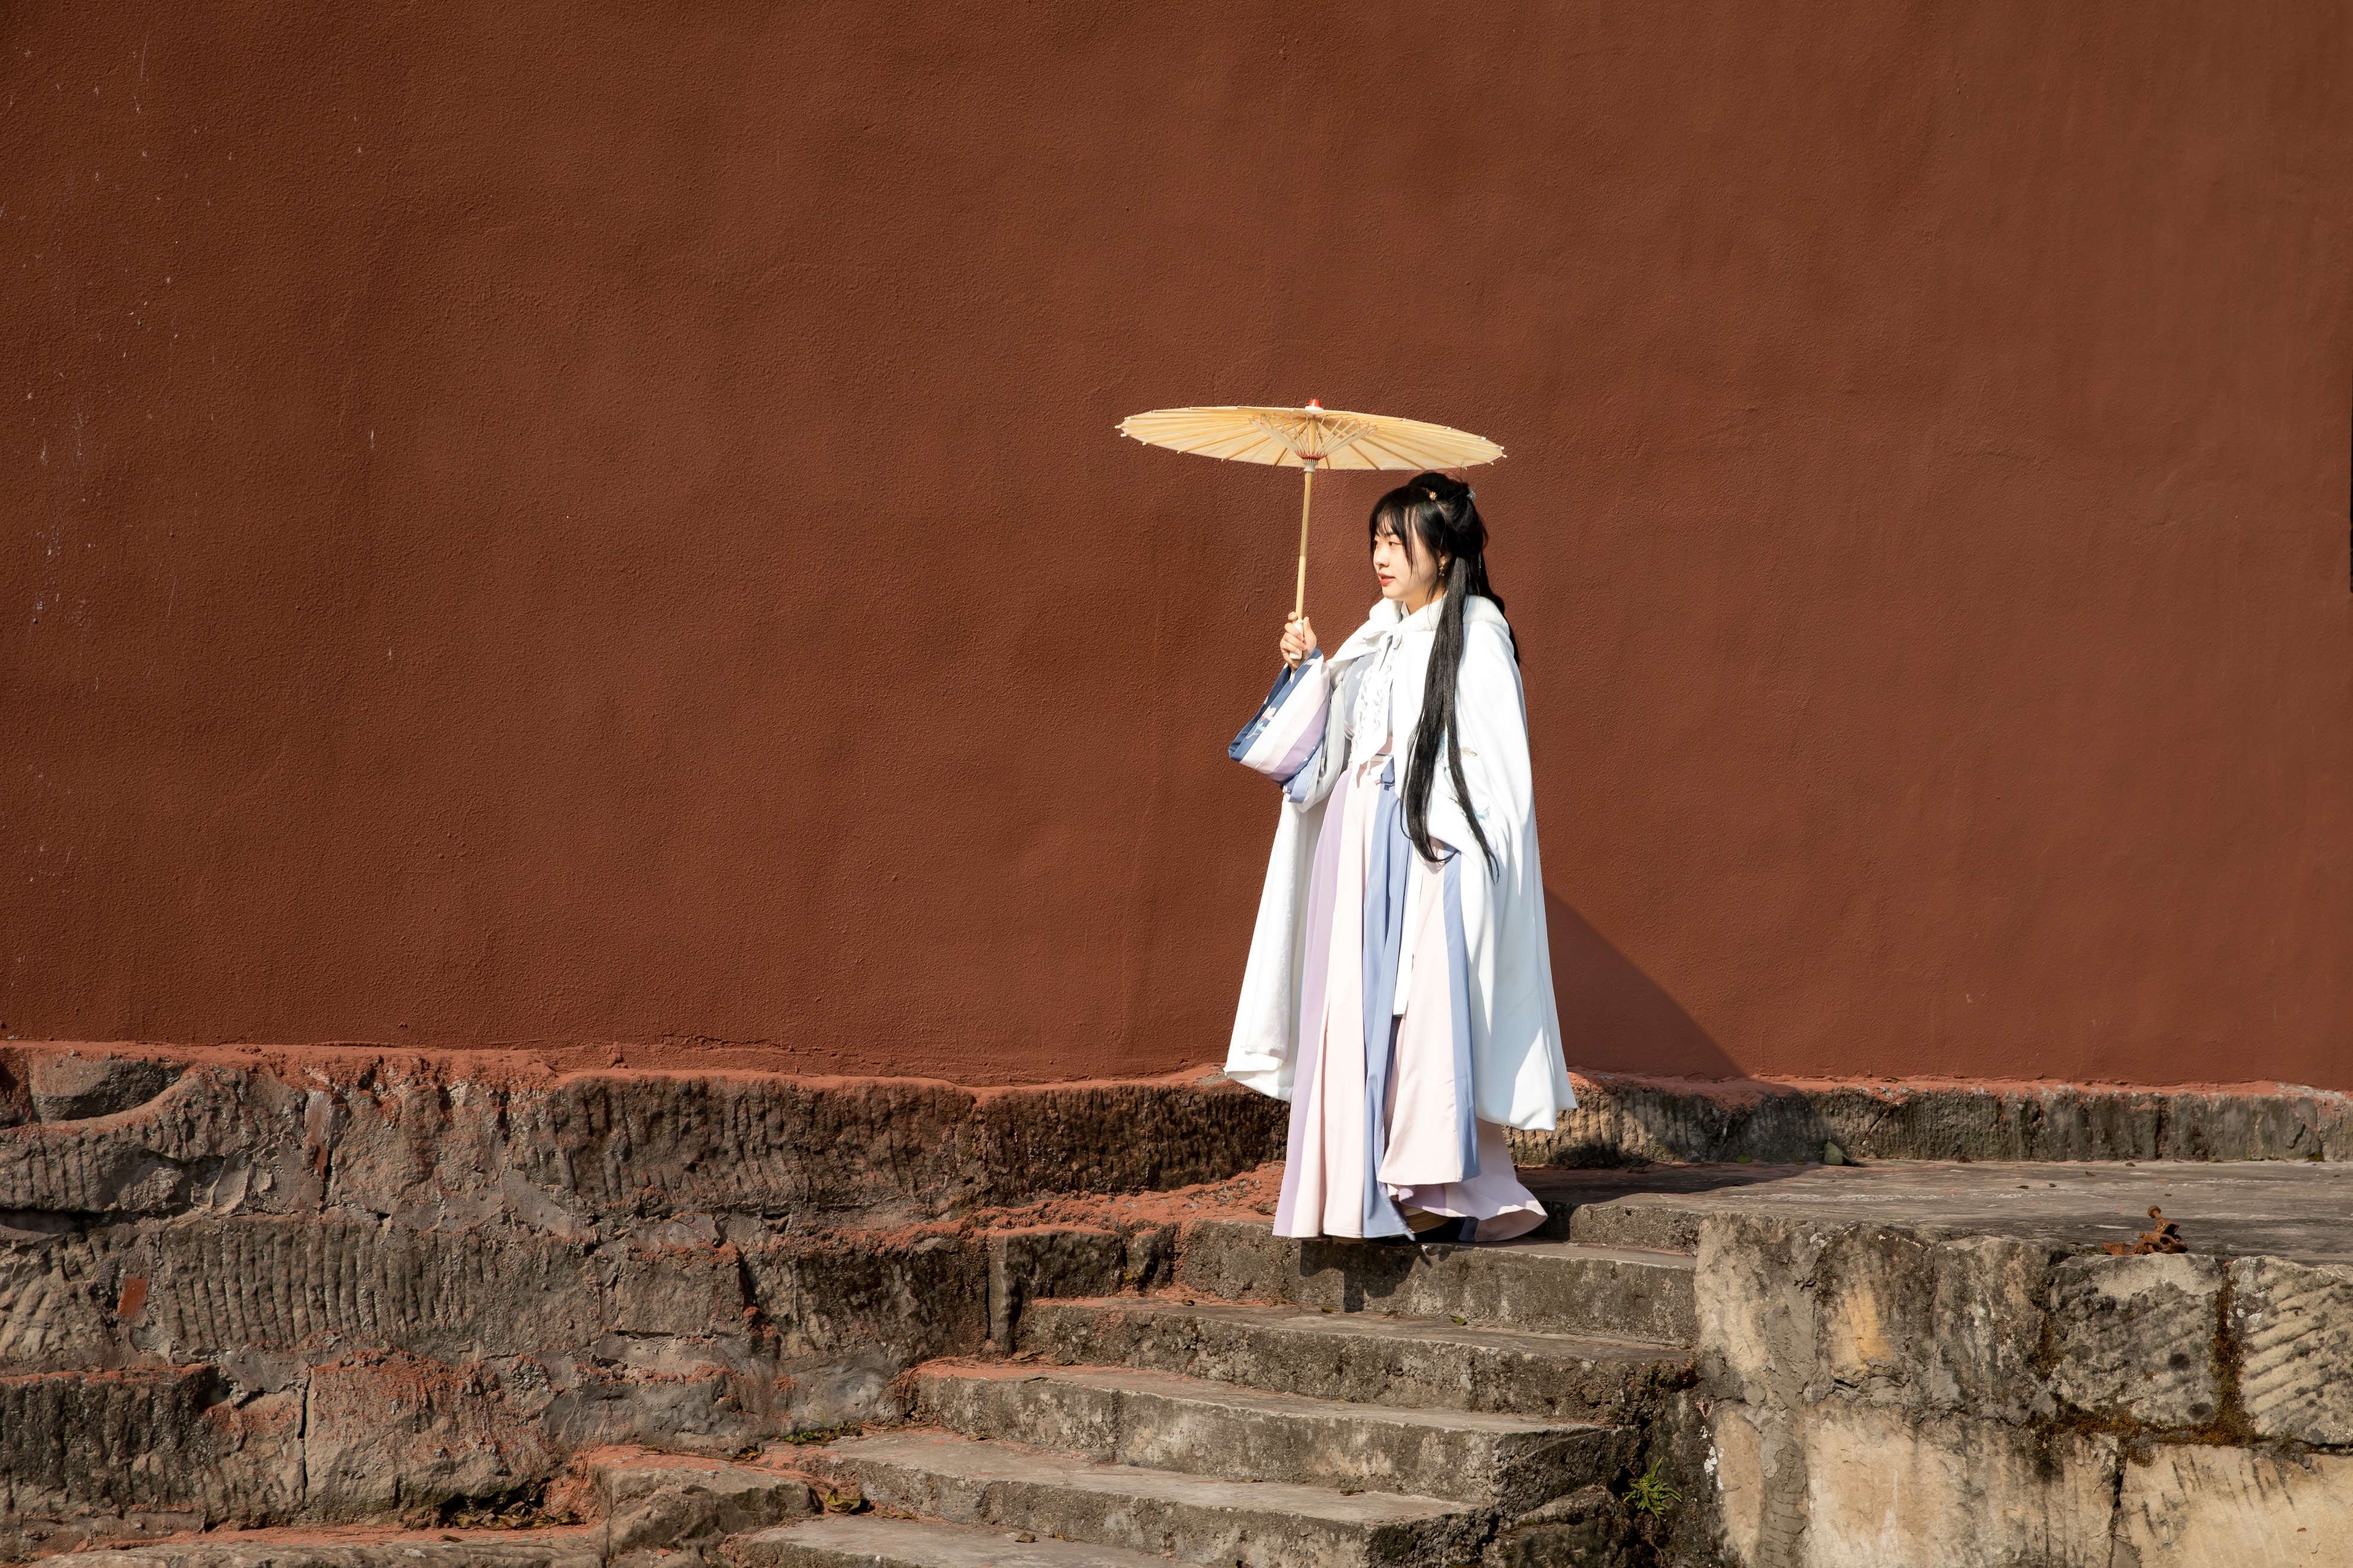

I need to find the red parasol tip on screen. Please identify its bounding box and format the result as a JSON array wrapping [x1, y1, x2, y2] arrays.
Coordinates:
[[1306, 399, 1322, 409]]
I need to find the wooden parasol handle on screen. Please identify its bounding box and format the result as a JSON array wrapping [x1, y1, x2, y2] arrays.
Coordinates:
[[1292, 462, 1317, 622]]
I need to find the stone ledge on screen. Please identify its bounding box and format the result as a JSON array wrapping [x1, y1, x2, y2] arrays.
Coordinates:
[[1546, 1158, 2353, 1264], [1518, 1072, 2351, 1166], [0, 1047, 1284, 1228]]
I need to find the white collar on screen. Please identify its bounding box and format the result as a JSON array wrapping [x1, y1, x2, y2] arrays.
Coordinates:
[[1330, 593, 1499, 667]]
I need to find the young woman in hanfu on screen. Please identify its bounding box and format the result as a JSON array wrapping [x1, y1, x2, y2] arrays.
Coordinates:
[[1225, 472, 1573, 1244]]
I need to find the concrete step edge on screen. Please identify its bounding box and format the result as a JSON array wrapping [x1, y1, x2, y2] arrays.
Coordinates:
[[1020, 1293, 1694, 1354], [797, 1427, 1492, 1567], [53, 1528, 607, 1568], [1182, 1216, 1700, 1263], [1009, 1297, 1699, 1422], [1170, 1220, 1703, 1345], [810, 1426, 1475, 1523], [914, 1360, 1620, 1436], [909, 1360, 1639, 1513], [732, 1512, 1176, 1568]]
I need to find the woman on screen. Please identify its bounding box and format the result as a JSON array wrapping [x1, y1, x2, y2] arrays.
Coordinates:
[[1225, 471, 1573, 1243]]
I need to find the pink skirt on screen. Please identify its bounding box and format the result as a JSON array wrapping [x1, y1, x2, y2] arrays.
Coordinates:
[[1272, 755, 1546, 1243]]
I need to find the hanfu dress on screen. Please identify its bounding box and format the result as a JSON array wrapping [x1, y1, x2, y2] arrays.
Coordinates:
[[1225, 594, 1575, 1242]]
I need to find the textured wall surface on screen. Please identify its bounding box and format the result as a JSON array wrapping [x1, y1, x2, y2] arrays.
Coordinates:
[[3, 4, 2348, 1085]]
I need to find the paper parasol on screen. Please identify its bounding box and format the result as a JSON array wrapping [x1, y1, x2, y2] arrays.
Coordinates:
[[1118, 401, 1503, 618]]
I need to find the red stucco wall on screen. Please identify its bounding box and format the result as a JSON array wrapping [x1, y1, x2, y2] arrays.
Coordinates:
[[5, 4, 2348, 1087]]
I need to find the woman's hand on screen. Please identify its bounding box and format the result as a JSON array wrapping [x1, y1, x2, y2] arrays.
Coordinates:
[[1280, 614, 1318, 667]]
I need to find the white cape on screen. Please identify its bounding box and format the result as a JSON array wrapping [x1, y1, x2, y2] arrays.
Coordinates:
[[1225, 595, 1575, 1131]]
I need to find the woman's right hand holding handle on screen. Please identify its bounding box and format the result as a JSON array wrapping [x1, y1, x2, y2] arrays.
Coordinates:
[[1280, 614, 1318, 668]]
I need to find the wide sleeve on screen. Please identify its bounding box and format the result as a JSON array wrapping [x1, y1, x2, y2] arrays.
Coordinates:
[[1280, 654, 1358, 809], [1230, 653, 1331, 788], [1223, 627, 1376, 1100], [1223, 790, 1319, 1099]]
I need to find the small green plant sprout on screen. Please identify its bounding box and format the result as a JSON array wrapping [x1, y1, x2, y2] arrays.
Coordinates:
[[1624, 1459, 1681, 1519]]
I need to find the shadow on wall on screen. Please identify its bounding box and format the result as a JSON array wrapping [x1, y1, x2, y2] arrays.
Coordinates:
[[1546, 889, 1745, 1079]]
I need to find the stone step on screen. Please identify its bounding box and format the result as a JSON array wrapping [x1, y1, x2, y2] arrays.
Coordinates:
[[584, 1448, 818, 1555], [56, 1453, 815, 1568], [1017, 1296, 1693, 1422], [1174, 1217, 1699, 1344], [913, 1361, 1631, 1515], [802, 1427, 1481, 1568], [63, 1530, 605, 1568], [732, 1513, 1175, 1568]]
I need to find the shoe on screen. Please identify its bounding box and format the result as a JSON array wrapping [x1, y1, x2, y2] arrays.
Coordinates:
[[1377, 1216, 1473, 1245]]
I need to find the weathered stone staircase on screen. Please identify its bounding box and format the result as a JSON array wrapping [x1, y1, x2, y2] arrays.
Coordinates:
[[740, 1219, 1699, 1567], [15, 1052, 2352, 1566]]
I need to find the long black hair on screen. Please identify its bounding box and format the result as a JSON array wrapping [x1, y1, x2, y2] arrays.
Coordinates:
[[1368, 471, 1511, 877]]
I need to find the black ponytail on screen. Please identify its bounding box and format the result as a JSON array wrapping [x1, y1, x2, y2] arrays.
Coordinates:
[[1368, 472, 1510, 878]]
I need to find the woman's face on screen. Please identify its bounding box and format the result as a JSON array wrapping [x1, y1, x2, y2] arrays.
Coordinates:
[[1373, 520, 1445, 610]]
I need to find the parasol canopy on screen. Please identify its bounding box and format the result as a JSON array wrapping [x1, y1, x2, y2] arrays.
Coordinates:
[[1118, 400, 1503, 618]]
